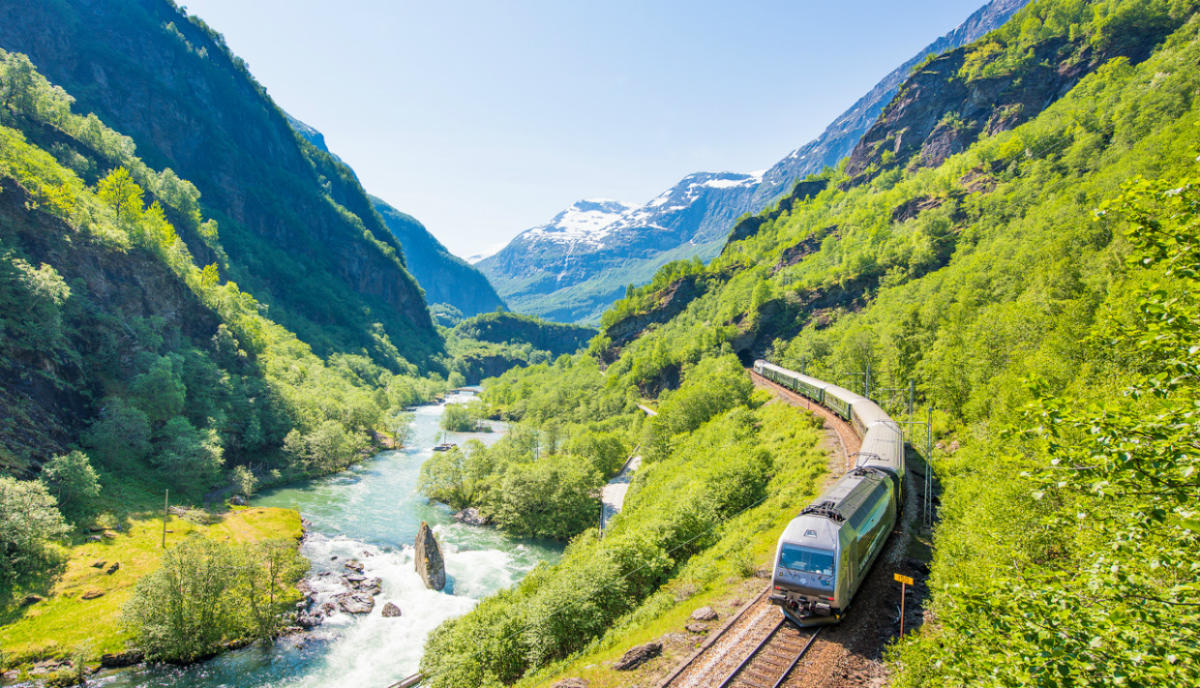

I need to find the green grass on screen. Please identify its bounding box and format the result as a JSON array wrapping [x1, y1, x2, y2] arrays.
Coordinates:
[[0, 506, 302, 672], [516, 400, 828, 688]]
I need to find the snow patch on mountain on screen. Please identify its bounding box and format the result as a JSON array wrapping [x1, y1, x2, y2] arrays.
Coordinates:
[[523, 199, 634, 247]]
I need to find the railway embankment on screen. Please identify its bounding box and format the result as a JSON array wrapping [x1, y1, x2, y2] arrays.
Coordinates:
[[651, 371, 938, 688]]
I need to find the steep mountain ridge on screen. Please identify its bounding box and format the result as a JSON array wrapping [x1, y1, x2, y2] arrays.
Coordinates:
[[478, 0, 1029, 324], [0, 0, 441, 370], [370, 196, 507, 317], [283, 112, 505, 317]]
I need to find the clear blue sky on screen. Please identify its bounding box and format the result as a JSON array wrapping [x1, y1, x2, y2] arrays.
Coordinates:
[[183, 0, 986, 258]]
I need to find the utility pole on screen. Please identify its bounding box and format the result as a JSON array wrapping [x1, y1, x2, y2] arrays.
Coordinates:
[[162, 488, 169, 548], [925, 405, 934, 525]]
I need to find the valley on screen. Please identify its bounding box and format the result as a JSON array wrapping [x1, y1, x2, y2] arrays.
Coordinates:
[[2, 0, 1198, 687]]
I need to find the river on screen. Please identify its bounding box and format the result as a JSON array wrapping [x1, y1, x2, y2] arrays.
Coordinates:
[[98, 390, 560, 688]]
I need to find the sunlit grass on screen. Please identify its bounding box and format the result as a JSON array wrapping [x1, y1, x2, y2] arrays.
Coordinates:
[[0, 506, 301, 671]]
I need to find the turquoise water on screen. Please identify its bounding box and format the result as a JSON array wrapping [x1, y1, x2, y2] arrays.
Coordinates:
[[97, 391, 559, 688]]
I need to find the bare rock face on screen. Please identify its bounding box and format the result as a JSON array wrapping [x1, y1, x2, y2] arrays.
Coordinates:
[[414, 521, 446, 591], [553, 679, 588, 688], [613, 641, 662, 671]]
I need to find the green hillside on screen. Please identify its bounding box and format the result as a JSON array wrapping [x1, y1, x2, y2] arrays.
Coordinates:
[[0, 0, 442, 372], [420, 1, 1200, 685], [0, 49, 438, 495], [445, 312, 597, 385]]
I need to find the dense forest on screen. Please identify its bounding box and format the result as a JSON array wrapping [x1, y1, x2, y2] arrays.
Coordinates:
[[420, 0, 1200, 685], [444, 312, 596, 385]]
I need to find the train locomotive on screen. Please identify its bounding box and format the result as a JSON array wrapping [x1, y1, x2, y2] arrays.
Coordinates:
[[753, 360, 905, 626]]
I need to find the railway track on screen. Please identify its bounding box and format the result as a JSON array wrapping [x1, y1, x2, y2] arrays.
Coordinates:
[[717, 618, 821, 688]]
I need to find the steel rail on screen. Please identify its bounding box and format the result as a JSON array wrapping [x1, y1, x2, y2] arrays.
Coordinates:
[[716, 618, 821, 688]]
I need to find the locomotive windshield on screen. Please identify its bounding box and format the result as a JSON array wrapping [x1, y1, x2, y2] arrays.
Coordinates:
[[779, 545, 835, 575]]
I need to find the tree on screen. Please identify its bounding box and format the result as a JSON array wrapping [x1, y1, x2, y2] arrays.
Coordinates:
[[418, 441, 496, 509], [486, 458, 599, 540], [123, 537, 306, 661], [122, 537, 241, 662], [241, 539, 306, 640], [154, 417, 223, 491], [131, 356, 186, 425], [441, 403, 480, 432], [231, 465, 257, 498], [39, 450, 101, 520], [96, 166, 143, 224], [83, 397, 152, 467], [0, 477, 69, 597]]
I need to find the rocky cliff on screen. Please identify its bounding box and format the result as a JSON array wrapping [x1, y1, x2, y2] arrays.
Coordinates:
[[371, 196, 506, 318], [843, 8, 1181, 181]]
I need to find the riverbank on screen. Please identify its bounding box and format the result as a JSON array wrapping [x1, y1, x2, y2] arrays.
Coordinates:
[[0, 506, 303, 683], [56, 390, 560, 688]]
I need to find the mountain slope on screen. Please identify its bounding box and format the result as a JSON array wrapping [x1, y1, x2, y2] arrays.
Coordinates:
[[0, 0, 441, 371], [478, 0, 1028, 324], [0, 49, 439, 487], [370, 197, 506, 318], [283, 113, 506, 317]]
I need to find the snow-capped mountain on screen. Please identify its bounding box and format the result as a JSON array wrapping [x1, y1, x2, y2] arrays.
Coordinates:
[[477, 0, 1029, 324]]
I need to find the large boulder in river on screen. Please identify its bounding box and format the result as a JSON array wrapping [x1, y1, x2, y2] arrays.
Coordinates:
[[414, 521, 446, 591]]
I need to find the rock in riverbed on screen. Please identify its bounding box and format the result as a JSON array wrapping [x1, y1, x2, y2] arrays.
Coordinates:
[[334, 592, 374, 614], [414, 521, 446, 591], [453, 507, 490, 526], [382, 602, 402, 617]]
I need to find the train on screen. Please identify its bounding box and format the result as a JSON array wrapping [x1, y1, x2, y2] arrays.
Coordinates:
[[753, 360, 904, 626]]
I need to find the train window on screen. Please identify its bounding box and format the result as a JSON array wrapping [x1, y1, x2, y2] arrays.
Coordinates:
[[779, 545, 835, 576]]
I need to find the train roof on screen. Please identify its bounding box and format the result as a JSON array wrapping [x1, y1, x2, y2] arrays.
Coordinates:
[[779, 512, 841, 551], [803, 468, 889, 524]]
